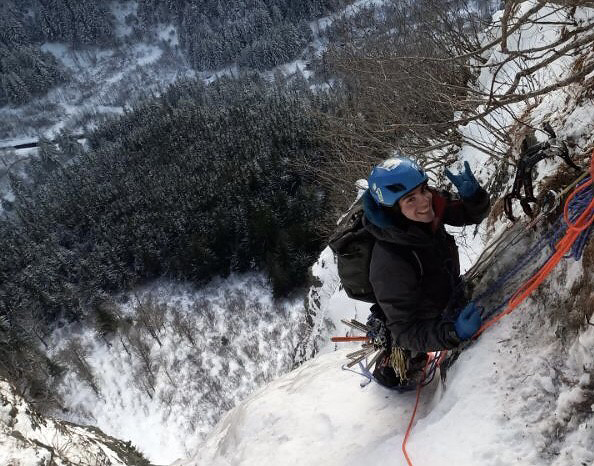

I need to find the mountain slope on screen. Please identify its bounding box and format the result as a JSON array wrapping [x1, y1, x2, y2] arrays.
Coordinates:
[[181, 242, 593, 466], [0, 379, 149, 466]]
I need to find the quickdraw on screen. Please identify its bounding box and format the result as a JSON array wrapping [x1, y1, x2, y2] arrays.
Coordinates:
[[503, 122, 581, 221], [331, 318, 386, 369], [331, 318, 443, 391]]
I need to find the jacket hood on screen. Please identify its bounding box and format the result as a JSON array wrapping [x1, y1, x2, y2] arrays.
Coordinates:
[[361, 189, 437, 248]]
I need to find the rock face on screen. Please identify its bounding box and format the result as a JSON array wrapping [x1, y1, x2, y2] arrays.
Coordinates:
[[0, 379, 149, 466]]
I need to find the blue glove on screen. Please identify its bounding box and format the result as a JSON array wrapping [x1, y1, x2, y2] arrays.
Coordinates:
[[445, 161, 480, 199], [454, 302, 482, 340]]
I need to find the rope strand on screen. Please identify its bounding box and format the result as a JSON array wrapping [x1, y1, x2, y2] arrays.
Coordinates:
[[477, 152, 593, 335]]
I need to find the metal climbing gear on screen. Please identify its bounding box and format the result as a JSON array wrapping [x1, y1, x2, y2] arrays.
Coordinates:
[[331, 318, 443, 390], [503, 123, 581, 221], [389, 346, 409, 382], [333, 319, 385, 369]]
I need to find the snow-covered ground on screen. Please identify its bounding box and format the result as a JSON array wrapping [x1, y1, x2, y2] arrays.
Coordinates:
[[48, 275, 307, 464], [0, 379, 147, 466], [183, 307, 594, 466]]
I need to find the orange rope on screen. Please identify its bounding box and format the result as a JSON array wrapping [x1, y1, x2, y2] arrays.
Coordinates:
[[402, 357, 430, 466], [477, 150, 593, 336], [402, 351, 447, 465], [330, 336, 370, 342]]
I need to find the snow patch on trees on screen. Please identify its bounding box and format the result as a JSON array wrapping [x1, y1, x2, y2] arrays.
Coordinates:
[[48, 275, 306, 464]]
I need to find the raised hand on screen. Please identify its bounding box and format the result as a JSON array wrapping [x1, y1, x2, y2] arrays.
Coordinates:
[[445, 161, 480, 199]]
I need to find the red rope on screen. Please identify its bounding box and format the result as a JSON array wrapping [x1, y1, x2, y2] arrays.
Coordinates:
[[402, 352, 446, 465]]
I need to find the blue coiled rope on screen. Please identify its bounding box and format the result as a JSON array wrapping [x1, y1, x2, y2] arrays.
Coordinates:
[[471, 176, 592, 321], [568, 179, 593, 259]]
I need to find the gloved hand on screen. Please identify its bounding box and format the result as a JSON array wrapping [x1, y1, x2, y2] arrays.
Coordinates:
[[454, 302, 482, 340], [445, 161, 481, 199]]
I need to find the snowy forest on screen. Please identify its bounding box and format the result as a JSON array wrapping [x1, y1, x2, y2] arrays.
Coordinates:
[[1, 0, 345, 106], [1, 0, 593, 465]]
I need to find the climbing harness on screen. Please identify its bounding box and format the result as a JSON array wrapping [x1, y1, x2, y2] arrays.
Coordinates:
[[503, 123, 580, 221]]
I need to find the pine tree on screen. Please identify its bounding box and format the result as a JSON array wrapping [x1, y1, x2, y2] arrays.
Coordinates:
[[0, 44, 66, 106], [0, 2, 29, 47], [37, 0, 115, 47]]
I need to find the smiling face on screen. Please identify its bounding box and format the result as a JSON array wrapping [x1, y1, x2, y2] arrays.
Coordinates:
[[397, 183, 435, 223]]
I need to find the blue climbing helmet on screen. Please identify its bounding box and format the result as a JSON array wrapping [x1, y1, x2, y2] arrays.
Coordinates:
[[368, 156, 428, 207]]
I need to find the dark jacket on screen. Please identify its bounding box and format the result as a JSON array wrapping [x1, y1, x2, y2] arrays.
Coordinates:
[[362, 187, 490, 353]]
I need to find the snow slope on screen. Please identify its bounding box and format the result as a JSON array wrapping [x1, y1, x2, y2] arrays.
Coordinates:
[[0, 379, 148, 466], [184, 310, 594, 466]]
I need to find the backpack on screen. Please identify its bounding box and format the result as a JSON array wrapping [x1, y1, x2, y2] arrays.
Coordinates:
[[328, 196, 423, 303]]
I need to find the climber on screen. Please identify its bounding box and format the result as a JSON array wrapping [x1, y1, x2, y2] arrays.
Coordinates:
[[363, 156, 491, 388]]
